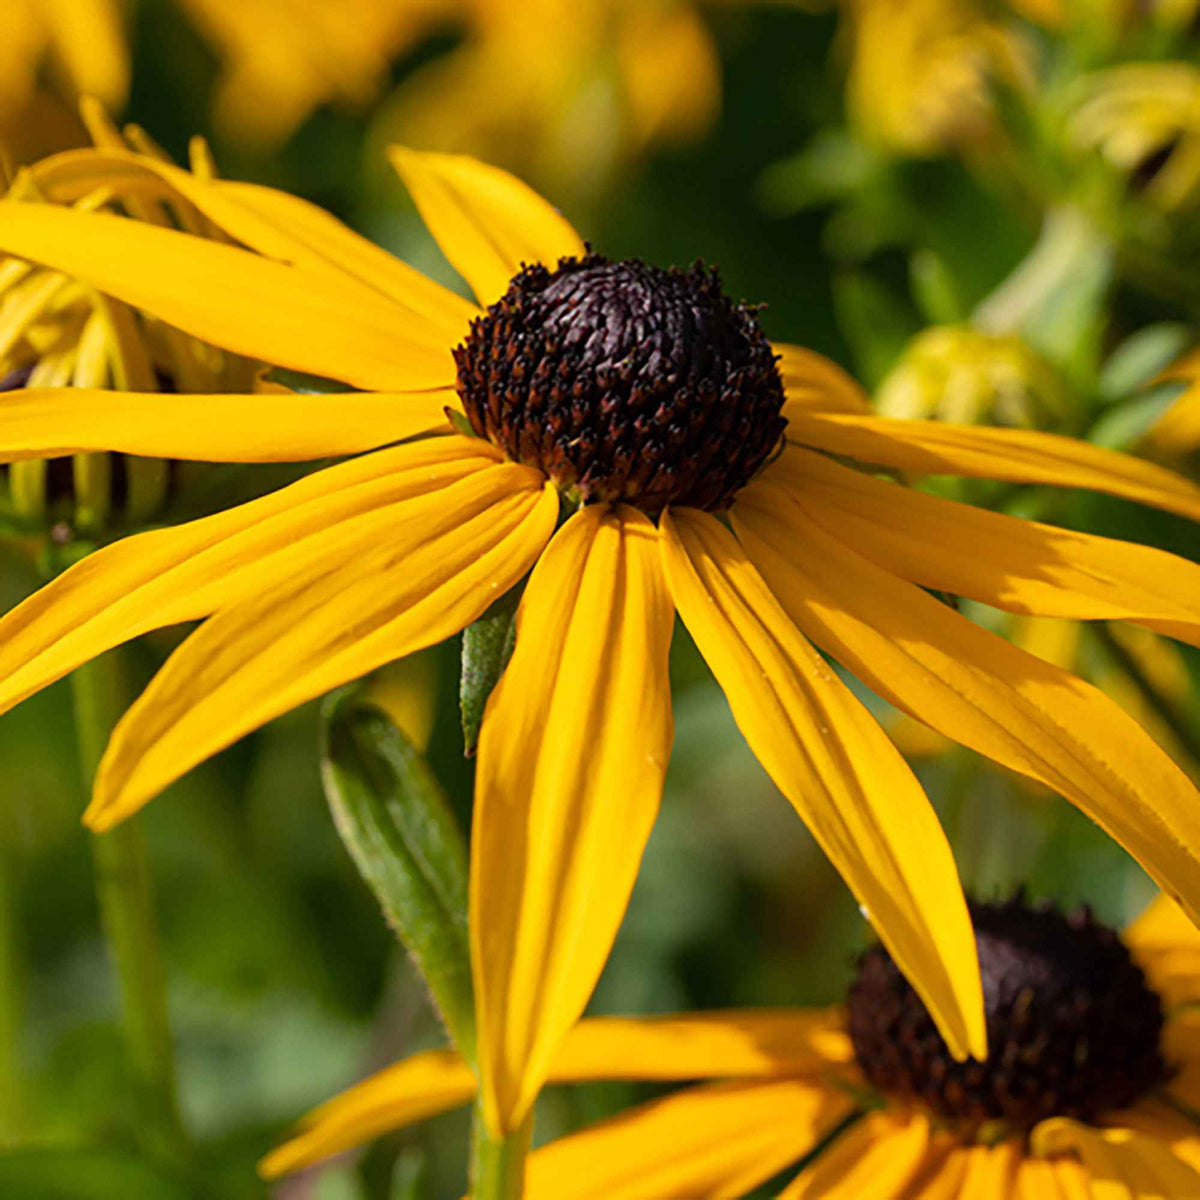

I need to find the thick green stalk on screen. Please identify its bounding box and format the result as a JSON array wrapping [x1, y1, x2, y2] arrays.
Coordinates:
[[0, 845, 23, 1144], [469, 1103, 532, 1200], [72, 653, 187, 1163]]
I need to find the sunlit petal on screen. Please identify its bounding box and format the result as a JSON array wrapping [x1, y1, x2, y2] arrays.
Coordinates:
[[526, 1080, 854, 1200], [1125, 896, 1200, 1007], [661, 507, 984, 1062], [472, 505, 674, 1135], [735, 483, 1200, 927], [87, 474, 558, 828], [774, 343, 872, 415], [1033, 1119, 1200, 1196], [389, 146, 587, 307]]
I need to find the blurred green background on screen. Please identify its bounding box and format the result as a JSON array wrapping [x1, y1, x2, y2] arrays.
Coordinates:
[[4, 0, 1200, 1196]]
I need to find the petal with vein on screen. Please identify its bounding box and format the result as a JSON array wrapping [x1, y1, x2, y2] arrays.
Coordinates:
[[780, 1111, 931, 1198], [1033, 1119, 1200, 1198], [0, 386, 454, 462], [389, 146, 587, 307], [773, 343, 871, 415], [472, 505, 674, 1135], [0, 202, 454, 391], [734, 484, 1200, 926], [260, 1007, 853, 1176], [88, 475, 558, 828], [526, 1080, 853, 1200], [786, 412, 1200, 522], [0, 439, 504, 721], [661, 507, 983, 1062], [770, 447, 1200, 647]]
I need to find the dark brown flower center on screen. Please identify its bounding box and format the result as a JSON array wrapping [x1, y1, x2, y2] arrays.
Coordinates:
[[453, 254, 786, 514], [846, 897, 1169, 1131]]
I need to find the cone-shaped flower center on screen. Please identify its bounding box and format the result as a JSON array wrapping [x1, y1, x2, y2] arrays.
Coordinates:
[[847, 897, 1168, 1131], [453, 254, 786, 514]]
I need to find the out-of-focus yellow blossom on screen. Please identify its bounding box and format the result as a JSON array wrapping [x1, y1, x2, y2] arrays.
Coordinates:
[[372, 0, 722, 198], [1072, 64, 1200, 211], [0, 101, 257, 531], [1007, 0, 1198, 32], [175, 0, 458, 150], [1146, 346, 1200, 461], [842, 0, 1027, 157], [876, 325, 1074, 431]]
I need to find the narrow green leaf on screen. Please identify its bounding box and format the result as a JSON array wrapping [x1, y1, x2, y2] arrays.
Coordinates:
[[321, 688, 476, 1064], [265, 366, 357, 394], [909, 249, 964, 326], [459, 582, 523, 757], [1097, 323, 1190, 404]]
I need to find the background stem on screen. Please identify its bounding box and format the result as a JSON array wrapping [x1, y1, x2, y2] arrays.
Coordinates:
[[469, 1103, 532, 1200], [72, 653, 187, 1163], [0, 845, 23, 1145]]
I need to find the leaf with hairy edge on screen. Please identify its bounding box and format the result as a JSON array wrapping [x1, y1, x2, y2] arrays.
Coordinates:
[[459, 583, 523, 757]]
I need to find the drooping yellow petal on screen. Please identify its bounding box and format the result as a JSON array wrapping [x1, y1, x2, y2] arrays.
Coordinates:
[[389, 146, 587, 307], [1147, 387, 1200, 458], [27, 148, 479, 344], [907, 1141, 971, 1200], [734, 484, 1200, 927], [1033, 1119, 1200, 1196], [0, 202, 454, 391], [779, 1111, 931, 1199], [1125, 896, 1200, 1008], [0, 386, 453, 462], [42, 0, 129, 108], [1015, 1155, 1069, 1200], [87, 472, 558, 829], [472, 505, 674, 1136], [774, 343, 872, 416], [1163, 1011, 1200, 1114], [258, 1048, 477, 1179], [951, 1140, 1023, 1200], [770, 447, 1200, 646], [262, 1006, 852, 1177], [661, 508, 984, 1062], [786, 411, 1200, 522], [0, 439, 503, 722], [526, 1079, 854, 1200]]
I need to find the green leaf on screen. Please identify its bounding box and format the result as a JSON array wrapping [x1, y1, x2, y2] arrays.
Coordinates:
[[265, 367, 358, 394], [321, 688, 476, 1064], [833, 272, 921, 389], [909, 249, 964, 326], [1087, 388, 1182, 451], [0, 1149, 191, 1200], [459, 582, 523, 757], [1097, 324, 1190, 404]]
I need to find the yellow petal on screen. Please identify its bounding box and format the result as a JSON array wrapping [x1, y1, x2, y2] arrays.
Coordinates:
[[774, 343, 872, 415], [734, 483, 1200, 928], [1125, 896, 1200, 1008], [779, 1111, 932, 1199], [1147, 386, 1200, 458], [1164, 1011, 1200, 1113], [952, 1141, 1023, 1200], [0, 386, 453, 462], [908, 1142, 972, 1200], [43, 0, 129, 108], [260, 1006, 853, 1177], [771, 447, 1200, 646], [87, 472, 558, 828], [1033, 1119, 1200, 1198], [0, 438, 501, 721], [786, 411, 1200, 522], [661, 508, 984, 1062], [472, 505, 674, 1135], [0, 201, 454, 391], [389, 146, 587, 307], [258, 1048, 476, 1179], [1016, 1155, 1069, 1200], [526, 1079, 854, 1200]]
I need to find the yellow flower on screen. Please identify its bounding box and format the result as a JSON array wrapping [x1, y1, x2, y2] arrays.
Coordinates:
[[842, 0, 1024, 157], [0, 0, 128, 132], [175, 0, 457, 150], [876, 325, 1073, 432], [1008, 0, 1198, 31], [4, 148, 1200, 1137], [0, 101, 257, 530], [1072, 64, 1200, 211], [260, 893, 1200, 1197], [1146, 348, 1200, 463], [372, 0, 721, 197]]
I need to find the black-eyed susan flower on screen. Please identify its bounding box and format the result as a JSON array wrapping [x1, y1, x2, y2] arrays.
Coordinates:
[[4, 149, 1200, 1139], [261, 892, 1200, 1198], [0, 102, 258, 532]]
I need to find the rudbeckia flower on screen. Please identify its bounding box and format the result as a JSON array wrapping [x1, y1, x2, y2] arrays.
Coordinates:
[[4, 149, 1200, 1137], [0, 102, 258, 530], [260, 892, 1200, 1197]]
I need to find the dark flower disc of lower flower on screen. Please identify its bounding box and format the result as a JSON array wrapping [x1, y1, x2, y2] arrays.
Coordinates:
[[846, 896, 1169, 1131], [453, 253, 786, 513]]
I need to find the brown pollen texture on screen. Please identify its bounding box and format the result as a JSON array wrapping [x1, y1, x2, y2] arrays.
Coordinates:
[[846, 896, 1169, 1132], [453, 254, 786, 514]]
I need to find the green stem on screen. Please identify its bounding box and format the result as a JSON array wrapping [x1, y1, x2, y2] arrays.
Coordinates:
[[0, 845, 23, 1144], [1091, 624, 1200, 771], [72, 654, 187, 1163], [469, 1103, 532, 1200]]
